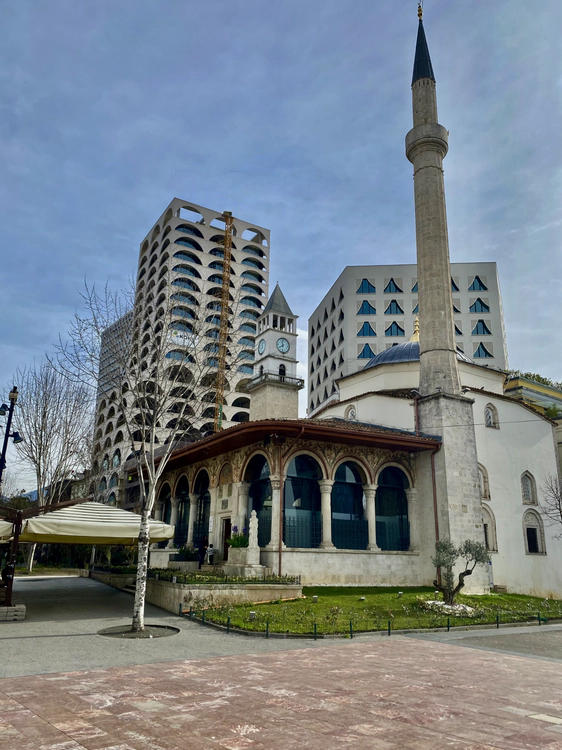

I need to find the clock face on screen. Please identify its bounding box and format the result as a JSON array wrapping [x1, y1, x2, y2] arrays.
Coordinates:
[[258, 339, 266, 355], [276, 337, 290, 354]]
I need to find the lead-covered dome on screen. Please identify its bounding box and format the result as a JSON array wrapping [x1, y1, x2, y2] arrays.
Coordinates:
[[363, 341, 473, 370]]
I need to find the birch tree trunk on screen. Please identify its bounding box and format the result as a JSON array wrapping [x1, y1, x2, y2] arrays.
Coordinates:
[[26, 543, 36, 574], [131, 505, 152, 632]]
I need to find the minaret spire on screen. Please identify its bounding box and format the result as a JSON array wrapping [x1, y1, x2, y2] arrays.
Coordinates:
[[405, 9, 460, 397]]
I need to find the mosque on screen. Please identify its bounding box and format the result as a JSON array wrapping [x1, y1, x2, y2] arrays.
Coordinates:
[[146, 11, 562, 597]]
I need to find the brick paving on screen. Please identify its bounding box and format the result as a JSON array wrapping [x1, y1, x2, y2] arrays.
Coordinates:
[[2, 637, 562, 750]]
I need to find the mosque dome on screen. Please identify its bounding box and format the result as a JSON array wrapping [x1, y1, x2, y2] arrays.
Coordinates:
[[363, 341, 473, 371]]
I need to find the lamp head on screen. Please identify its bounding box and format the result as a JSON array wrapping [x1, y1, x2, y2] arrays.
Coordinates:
[[12, 432, 23, 444], [8, 387, 18, 404], [0, 404, 7, 416]]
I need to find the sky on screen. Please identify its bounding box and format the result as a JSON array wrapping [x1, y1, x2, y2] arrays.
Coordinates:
[[1, 0, 561, 487]]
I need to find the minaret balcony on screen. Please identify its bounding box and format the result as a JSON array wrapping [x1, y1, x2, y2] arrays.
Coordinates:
[[405, 122, 448, 163]]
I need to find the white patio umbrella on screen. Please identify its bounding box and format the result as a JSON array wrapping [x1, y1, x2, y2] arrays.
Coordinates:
[[18, 502, 174, 545], [0, 520, 13, 540]]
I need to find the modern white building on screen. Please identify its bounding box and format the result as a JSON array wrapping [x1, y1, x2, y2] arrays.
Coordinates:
[[307, 262, 507, 413]]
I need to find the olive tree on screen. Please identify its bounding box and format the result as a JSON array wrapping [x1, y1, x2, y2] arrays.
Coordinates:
[[432, 539, 490, 605]]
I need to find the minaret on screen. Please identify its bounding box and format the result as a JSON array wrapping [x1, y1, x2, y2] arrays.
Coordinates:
[[406, 4, 460, 398], [405, 7, 488, 592], [246, 284, 304, 421]]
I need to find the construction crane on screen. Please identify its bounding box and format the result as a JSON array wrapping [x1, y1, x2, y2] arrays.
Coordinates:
[[213, 211, 234, 432]]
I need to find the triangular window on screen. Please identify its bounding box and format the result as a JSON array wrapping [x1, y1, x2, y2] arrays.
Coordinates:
[[330, 361, 336, 373], [455, 324, 462, 336], [323, 329, 328, 341], [474, 342, 493, 358], [310, 363, 314, 374], [323, 309, 328, 321], [411, 281, 418, 293], [451, 278, 460, 292], [385, 322, 405, 337], [338, 310, 345, 323], [357, 279, 376, 294], [472, 319, 492, 335], [316, 375, 321, 387], [331, 298, 336, 312], [323, 387, 329, 400], [412, 303, 419, 314], [357, 322, 376, 337], [331, 383, 337, 394], [323, 349, 328, 361], [310, 325, 315, 336], [453, 302, 461, 313], [469, 275, 488, 291], [339, 288, 344, 302], [316, 355, 321, 366], [384, 278, 403, 293], [470, 298, 490, 313], [338, 330, 344, 344], [385, 300, 404, 315], [311, 344, 315, 354], [338, 353, 344, 365], [358, 301, 376, 315], [331, 340, 336, 352], [331, 321, 335, 332], [358, 344, 376, 359]]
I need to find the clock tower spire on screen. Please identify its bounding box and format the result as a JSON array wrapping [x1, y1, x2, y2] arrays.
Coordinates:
[[246, 284, 304, 420]]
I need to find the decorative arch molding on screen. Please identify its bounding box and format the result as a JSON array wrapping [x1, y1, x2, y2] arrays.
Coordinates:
[[481, 503, 497, 552], [240, 449, 273, 482], [331, 454, 371, 485], [484, 402, 499, 429], [522, 508, 546, 554], [374, 460, 414, 490], [172, 472, 190, 497], [478, 463, 490, 501], [281, 447, 329, 481], [521, 471, 537, 505]]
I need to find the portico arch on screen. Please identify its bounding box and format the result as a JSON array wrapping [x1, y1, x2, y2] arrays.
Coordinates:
[[174, 475, 190, 547], [283, 454, 322, 548], [331, 461, 368, 550], [193, 469, 211, 546], [244, 453, 272, 546], [375, 466, 410, 551]]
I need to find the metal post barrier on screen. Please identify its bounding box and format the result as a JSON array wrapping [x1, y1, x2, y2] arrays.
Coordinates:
[[496, 614, 500, 629], [227, 616, 231, 634], [388, 620, 391, 636], [314, 623, 317, 641], [349, 621, 353, 639], [178, 603, 183, 618], [538, 612, 541, 626], [202, 610, 205, 624], [189, 606, 193, 620], [447, 617, 450, 632], [266, 621, 269, 639]]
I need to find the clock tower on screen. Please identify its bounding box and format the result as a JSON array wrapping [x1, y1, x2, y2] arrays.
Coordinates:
[[246, 284, 304, 420]]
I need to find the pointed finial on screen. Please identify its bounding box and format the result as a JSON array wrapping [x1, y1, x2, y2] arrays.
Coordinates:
[[409, 317, 420, 342], [418, 2, 423, 20]]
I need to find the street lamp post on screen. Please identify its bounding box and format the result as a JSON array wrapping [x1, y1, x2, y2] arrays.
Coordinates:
[[0, 387, 23, 493], [0, 387, 24, 608]]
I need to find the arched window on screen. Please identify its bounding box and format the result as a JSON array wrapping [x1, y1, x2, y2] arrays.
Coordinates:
[[384, 278, 403, 293], [283, 455, 322, 549], [279, 364, 286, 381], [356, 279, 376, 294], [358, 301, 376, 315], [484, 403, 499, 429], [107, 493, 116, 506], [102, 454, 109, 470], [521, 472, 537, 505], [357, 322, 376, 337], [482, 505, 497, 552], [108, 473, 118, 489], [99, 477, 107, 492], [358, 344, 375, 359], [174, 475, 190, 547], [375, 467, 410, 551], [175, 223, 203, 238], [244, 455, 271, 546], [478, 464, 490, 500], [385, 322, 405, 337], [331, 462, 367, 550], [193, 471, 211, 546], [231, 411, 249, 423], [384, 300, 404, 315], [523, 509, 546, 554]]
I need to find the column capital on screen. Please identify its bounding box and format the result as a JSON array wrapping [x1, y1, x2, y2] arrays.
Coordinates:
[[270, 478, 281, 491], [364, 485, 378, 501], [189, 492, 199, 506], [171, 497, 180, 508], [318, 480, 334, 493]]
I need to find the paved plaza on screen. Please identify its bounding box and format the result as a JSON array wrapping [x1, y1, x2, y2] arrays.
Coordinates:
[[1, 577, 562, 749]]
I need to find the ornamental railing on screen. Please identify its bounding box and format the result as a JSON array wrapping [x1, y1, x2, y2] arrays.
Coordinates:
[[247, 371, 304, 389]]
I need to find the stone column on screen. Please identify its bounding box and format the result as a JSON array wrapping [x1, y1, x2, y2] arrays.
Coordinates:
[[318, 480, 335, 549], [186, 493, 199, 545], [154, 503, 163, 521], [167, 497, 180, 548], [405, 488, 419, 552], [267, 477, 282, 549], [236, 481, 250, 532], [364, 486, 380, 551]]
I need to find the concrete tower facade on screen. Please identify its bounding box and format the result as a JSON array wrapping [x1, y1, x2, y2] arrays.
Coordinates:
[[406, 10, 487, 589]]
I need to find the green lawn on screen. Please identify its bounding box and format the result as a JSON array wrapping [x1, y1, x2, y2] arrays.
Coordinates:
[[198, 586, 562, 635]]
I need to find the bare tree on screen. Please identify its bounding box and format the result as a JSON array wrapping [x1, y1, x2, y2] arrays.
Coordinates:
[[57, 276, 250, 631], [541, 475, 562, 538], [10, 360, 93, 571]]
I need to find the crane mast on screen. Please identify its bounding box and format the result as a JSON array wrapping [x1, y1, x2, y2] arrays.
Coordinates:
[[213, 211, 233, 432]]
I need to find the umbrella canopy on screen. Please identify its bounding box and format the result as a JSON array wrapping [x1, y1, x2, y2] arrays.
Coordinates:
[[18, 502, 174, 545], [0, 520, 13, 540]]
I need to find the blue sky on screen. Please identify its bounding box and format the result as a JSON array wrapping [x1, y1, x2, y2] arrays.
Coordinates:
[[1, 0, 561, 432]]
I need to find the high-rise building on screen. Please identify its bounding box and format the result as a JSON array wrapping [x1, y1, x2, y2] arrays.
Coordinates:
[[92, 198, 270, 505], [307, 262, 507, 413]]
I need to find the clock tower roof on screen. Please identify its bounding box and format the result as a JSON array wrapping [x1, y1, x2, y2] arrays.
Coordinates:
[[261, 283, 296, 318]]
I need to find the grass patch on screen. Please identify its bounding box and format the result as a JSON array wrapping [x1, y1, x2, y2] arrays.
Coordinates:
[[198, 586, 562, 635]]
